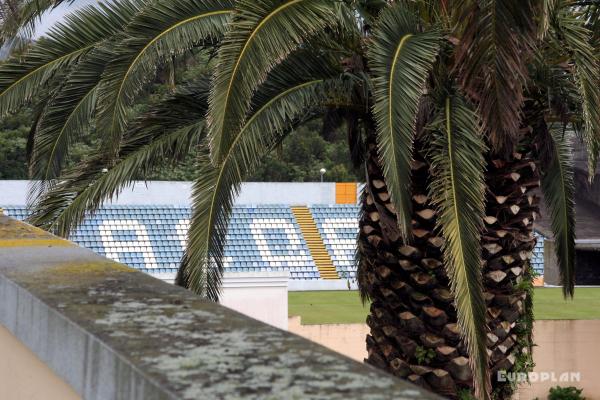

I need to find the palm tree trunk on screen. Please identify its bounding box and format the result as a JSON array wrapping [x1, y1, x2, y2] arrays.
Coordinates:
[[481, 106, 541, 399], [359, 124, 539, 399], [359, 130, 463, 397]]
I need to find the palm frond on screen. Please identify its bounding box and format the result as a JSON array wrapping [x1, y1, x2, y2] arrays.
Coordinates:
[[176, 152, 219, 297], [181, 81, 337, 297], [27, 81, 210, 236], [550, 8, 600, 178], [0, 0, 73, 46], [180, 53, 343, 297], [34, 123, 203, 237], [368, 2, 441, 240], [539, 126, 576, 298], [540, 0, 558, 38], [208, 0, 345, 162], [28, 47, 109, 190], [0, 0, 142, 117], [96, 0, 232, 156], [428, 95, 490, 400], [529, 48, 582, 126], [455, 0, 538, 152]]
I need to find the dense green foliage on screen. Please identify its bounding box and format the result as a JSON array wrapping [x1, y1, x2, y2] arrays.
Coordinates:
[[0, 106, 359, 182], [146, 115, 361, 182], [548, 386, 586, 400], [0, 108, 101, 179], [0, 109, 28, 179], [249, 120, 360, 182]]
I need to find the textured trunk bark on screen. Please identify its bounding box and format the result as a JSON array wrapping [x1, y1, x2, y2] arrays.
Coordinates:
[[359, 123, 539, 399], [481, 105, 541, 399], [359, 131, 463, 397]]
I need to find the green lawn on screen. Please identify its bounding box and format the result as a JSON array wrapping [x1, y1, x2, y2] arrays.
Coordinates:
[[289, 290, 370, 324], [289, 288, 600, 324]]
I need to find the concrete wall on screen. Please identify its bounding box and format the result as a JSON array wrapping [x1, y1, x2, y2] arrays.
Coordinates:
[[288, 317, 369, 361], [518, 320, 600, 399], [0, 325, 80, 400], [0, 180, 341, 206], [288, 279, 358, 291], [544, 240, 560, 286], [236, 182, 336, 205], [289, 319, 600, 400]]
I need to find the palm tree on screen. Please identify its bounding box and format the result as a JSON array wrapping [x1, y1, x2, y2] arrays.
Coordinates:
[[1, 0, 598, 398]]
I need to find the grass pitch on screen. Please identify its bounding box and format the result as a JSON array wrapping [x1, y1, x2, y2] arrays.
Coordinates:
[[288, 288, 600, 324]]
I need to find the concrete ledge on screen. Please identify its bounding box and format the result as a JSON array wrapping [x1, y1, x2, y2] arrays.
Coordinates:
[[0, 215, 438, 400]]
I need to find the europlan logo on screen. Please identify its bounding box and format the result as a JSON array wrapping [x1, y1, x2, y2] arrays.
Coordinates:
[[497, 371, 582, 383]]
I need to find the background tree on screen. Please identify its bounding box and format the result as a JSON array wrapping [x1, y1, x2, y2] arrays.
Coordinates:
[[1, 0, 598, 398], [0, 107, 361, 181], [0, 108, 28, 178]]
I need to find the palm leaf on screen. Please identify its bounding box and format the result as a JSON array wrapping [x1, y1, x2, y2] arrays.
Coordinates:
[[181, 82, 339, 297], [33, 123, 203, 237], [0, 0, 142, 117], [28, 47, 110, 189], [454, 0, 538, 152], [551, 8, 600, 178], [0, 0, 73, 46], [539, 126, 576, 298], [368, 2, 441, 240], [96, 0, 232, 155], [428, 95, 490, 400], [529, 47, 582, 126], [180, 53, 344, 297], [540, 0, 558, 38], [208, 0, 345, 162], [176, 152, 219, 297], [27, 81, 210, 236]]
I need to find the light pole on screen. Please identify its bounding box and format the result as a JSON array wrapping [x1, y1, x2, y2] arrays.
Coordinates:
[[319, 168, 326, 182]]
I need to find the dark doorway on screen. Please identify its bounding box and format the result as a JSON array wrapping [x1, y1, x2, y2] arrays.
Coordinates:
[[575, 250, 600, 285]]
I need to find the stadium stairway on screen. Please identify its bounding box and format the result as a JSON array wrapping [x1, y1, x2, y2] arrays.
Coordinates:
[[291, 206, 339, 279]]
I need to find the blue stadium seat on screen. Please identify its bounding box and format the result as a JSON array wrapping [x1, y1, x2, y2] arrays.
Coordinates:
[[2, 204, 547, 280]]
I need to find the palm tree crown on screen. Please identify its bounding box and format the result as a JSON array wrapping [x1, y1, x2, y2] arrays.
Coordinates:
[[1, 0, 599, 398]]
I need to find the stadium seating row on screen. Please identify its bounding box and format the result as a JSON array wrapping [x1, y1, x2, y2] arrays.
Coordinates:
[[3, 205, 545, 280]]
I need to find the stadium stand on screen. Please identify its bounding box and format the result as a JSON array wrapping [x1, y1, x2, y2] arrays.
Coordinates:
[[3, 205, 319, 282], [531, 234, 545, 276], [2, 204, 545, 283], [310, 205, 359, 280]]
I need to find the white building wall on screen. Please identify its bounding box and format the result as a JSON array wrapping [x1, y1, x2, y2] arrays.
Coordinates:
[[0, 181, 336, 206], [235, 182, 335, 205], [219, 272, 289, 330]]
